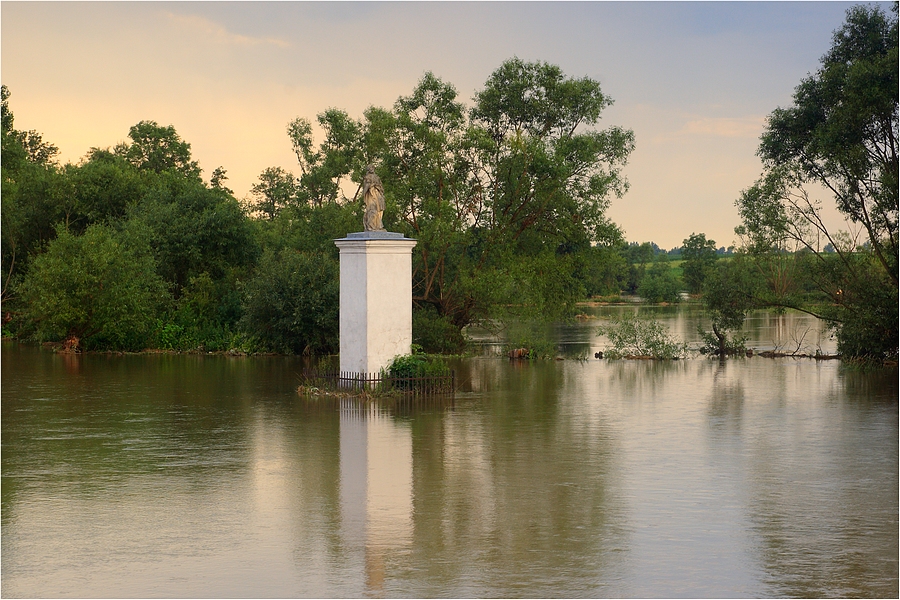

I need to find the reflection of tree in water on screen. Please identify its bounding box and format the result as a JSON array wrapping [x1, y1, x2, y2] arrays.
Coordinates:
[[705, 360, 745, 432], [742, 310, 832, 354], [600, 359, 691, 401], [0, 346, 262, 496], [743, 365, 898, 597], [837, 365, 899, 403]]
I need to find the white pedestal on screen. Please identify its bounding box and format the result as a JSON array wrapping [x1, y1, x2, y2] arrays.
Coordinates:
[[335, 232, 417, 375]]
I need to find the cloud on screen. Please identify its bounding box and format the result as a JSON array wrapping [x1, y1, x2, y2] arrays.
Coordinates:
[[165, 12, 290, 49], [679, 116, 766, 139]]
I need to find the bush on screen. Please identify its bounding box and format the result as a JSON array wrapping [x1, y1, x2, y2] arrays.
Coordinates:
[[413, 305, 467, 353], [637, 259, 681, 303], [239, 249, 338, 354], [698, 325, 748, 357], [500, 319, 562, 359], [831, 277, 898, 360], [18, 223, 166, 351], [598, 313, 688, 359], [154, 271, 243, 351], [385, 348, 453, 391]]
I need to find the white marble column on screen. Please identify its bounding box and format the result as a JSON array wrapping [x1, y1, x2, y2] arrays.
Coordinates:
[[334, 232, 417, 375]]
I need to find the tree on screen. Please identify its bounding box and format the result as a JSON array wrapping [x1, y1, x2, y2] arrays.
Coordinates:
[[64, 151, 144, 230], [128, 172, 258, 295], [283, 60, 634, 336], [210, 166, 233, 195], [288, 109, 363, 206], [700, 257, 761, 357], [117, 120, 201, 178], [382, 61, 633, 328], [239, 249, 339, 354], [623, 241, 656, 294], [18, 224, 166, 351], [580, 242, 628, 297], [1, 87, 69, 300], [637, 256, 680, 303], [735, 3, 898, 359], [249, 166, 297, 220], [681, 232, 719, 294]]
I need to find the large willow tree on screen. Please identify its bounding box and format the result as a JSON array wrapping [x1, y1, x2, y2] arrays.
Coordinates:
[[735, 4, 898, 359], [286, 59, 634, 341]]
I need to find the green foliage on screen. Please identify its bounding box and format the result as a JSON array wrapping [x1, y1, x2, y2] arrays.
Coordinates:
[[755, 4, 898, 278], [622, 241, 657, 294], [5, 57, 639, 356], [413, 305, 467, 354], [256, 200, 360, 259], [249, 166, 297, 220], [681, 232, 718, 294], [818, 251, 899, 360], [64, 152, 144, 229], [387, 352, 451, 378], [700, 257, 760, 357], [501, 318, 561, 359], [734, 4, 897, 360], [598, 312, 687, 359], [736, 4, 900, 358], [18, 224, 166, 351], [239, 249, 339, 355], [2, 87, 70, 299], [288, 108, 363, 207], [637, 257, 680, 303], [127, 172, 258, 293], [117, 120, 201, 178], [698, 326, 748, 357], [580, 243, 628, 297], [154, 271, 243, 351], [332, 60, 634, 334]]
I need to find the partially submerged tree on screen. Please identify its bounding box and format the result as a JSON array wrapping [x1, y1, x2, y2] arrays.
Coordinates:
[[735, 3, 898, 359], [598, 312, 688, 359], [700, 258, 760, 357]]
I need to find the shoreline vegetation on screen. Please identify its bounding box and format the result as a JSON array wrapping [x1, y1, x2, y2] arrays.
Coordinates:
[[4, 300, 863, 365], [2, 7, 895, 363]]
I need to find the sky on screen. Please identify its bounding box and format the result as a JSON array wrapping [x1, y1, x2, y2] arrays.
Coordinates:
[[1, 1, 883, 249]]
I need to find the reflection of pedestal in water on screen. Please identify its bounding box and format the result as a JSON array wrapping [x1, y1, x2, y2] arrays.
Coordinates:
[[339, 400, 412, 594], [334, 232, 417, 376]]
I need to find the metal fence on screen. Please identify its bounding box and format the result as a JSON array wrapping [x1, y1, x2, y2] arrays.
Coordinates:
[[301, 370, 455, 396]]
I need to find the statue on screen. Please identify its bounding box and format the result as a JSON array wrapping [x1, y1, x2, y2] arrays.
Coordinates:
[[362, 165, 386, 232]]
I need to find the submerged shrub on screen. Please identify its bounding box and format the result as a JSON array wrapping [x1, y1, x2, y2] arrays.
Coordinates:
[[598, 313, 688, 359], [697, 325, 748, 357]]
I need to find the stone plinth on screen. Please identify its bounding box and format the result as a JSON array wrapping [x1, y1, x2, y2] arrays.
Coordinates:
[[334, 232, 417, 375]]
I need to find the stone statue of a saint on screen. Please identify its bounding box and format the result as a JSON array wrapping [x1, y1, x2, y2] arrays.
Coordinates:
[[362, 165, 386, 232]]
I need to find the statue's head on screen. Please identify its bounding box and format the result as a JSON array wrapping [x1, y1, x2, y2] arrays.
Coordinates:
[[366, 164, 375, 174]]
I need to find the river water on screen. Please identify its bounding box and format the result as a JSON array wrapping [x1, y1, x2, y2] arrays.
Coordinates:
[[2, 308, 897, 597]]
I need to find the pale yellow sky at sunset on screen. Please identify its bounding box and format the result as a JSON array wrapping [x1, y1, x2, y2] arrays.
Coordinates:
[[2, 1, 876, 248]]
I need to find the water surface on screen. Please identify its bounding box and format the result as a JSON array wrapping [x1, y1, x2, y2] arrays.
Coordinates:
[[2, 309, 896, 597]]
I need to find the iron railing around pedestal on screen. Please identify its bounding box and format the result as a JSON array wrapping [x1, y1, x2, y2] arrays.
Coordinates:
[[301, 369, 455, 396]]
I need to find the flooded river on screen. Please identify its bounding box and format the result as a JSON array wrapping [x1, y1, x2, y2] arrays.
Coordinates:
[[2, 308, 897, 597]]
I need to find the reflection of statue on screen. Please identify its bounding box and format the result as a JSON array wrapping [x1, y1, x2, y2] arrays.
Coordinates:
[[362, 165, 386, 232]]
